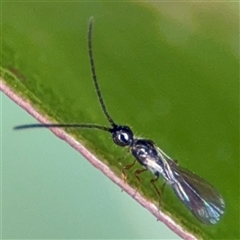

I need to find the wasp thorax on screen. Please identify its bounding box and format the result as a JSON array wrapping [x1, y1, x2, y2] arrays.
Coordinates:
[[112, 125, 134, 147]]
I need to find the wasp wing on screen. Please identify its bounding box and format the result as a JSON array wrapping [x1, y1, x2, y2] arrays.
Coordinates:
[[156, 148, 225, 224]]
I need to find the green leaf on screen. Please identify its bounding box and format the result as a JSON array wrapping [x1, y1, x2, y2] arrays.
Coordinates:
[[1, 2, 239, 239]]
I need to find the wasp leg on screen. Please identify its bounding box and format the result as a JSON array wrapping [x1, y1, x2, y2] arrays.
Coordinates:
[[150, 175, 161, 199], [150, 175, 164, 220], [121, 160, 136, 183], [161, 182, 166, 195], [133, 168, 148, 195]]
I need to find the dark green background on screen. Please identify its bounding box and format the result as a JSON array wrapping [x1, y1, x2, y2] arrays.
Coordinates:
[[1, 2, 239, 239]]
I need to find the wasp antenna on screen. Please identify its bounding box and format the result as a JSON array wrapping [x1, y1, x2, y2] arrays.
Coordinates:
[[88, 17, 116, 127], [14, 123, 112, 132]]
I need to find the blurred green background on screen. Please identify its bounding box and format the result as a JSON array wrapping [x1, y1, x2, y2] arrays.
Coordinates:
[[1, 2, 239, 239]]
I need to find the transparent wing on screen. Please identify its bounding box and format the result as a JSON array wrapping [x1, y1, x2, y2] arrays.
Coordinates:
[[155, 147, 225, 224], [166, 159, 225, 224]]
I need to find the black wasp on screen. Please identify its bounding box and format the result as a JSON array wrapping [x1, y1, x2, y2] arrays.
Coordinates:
[[15, 17, 225, 225]]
